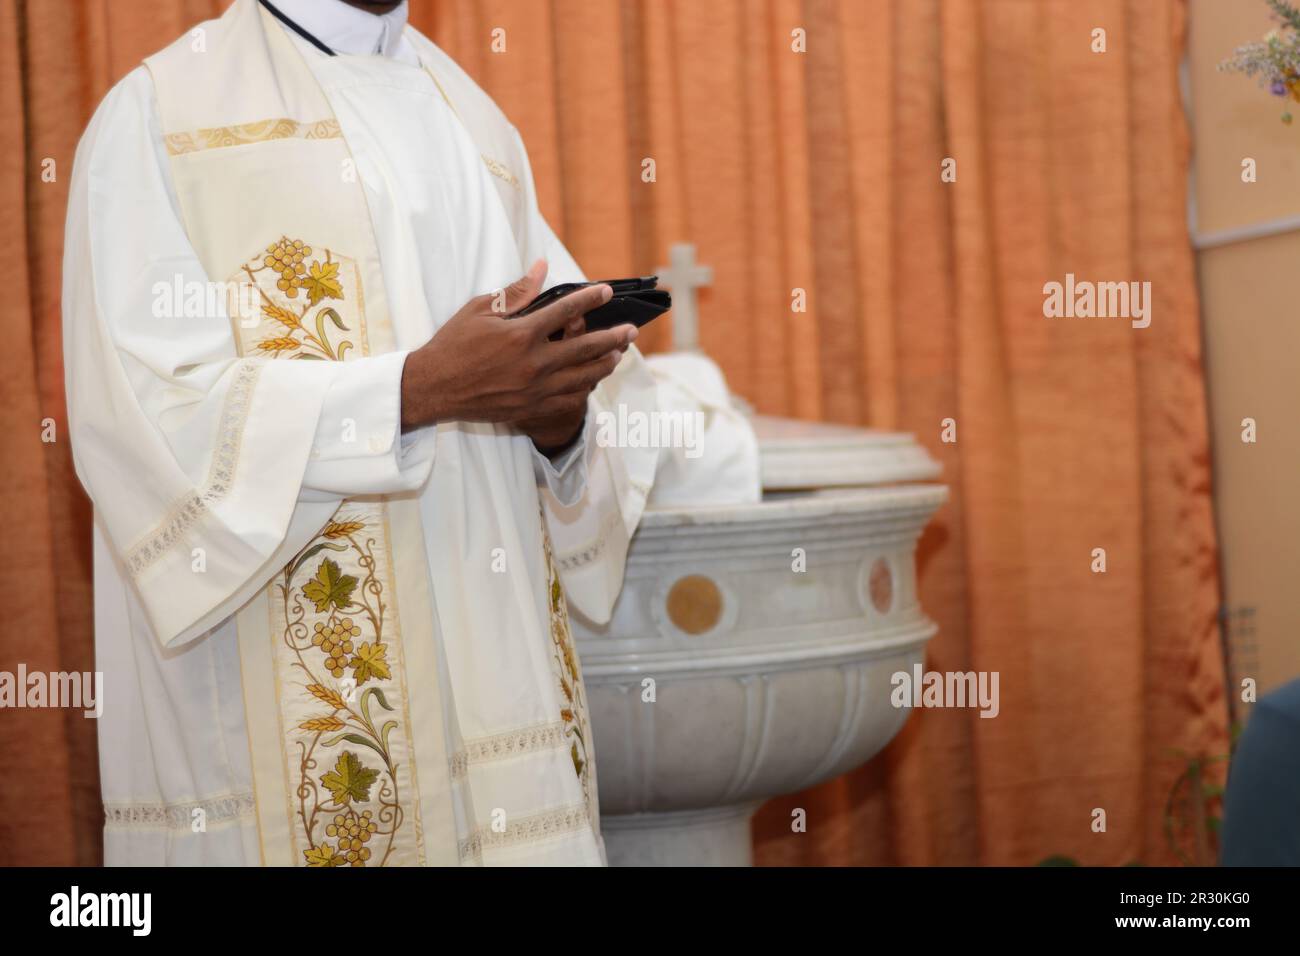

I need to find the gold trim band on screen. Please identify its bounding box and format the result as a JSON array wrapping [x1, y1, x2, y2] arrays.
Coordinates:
[[164, 118, 342, 156]]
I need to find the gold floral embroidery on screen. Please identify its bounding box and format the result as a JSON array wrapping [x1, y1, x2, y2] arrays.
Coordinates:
[[228, 236, 413, 867], [238, 237, 355, 361], [541, 513, 594, 813], [323, 520, 366, 539], [164, 118, 342, 156], [278, 508, 413, 867]]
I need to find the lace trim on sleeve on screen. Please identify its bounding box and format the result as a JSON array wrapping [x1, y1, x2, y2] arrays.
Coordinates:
[[458, 804, 591, 863], [448, 720, 568, 779], [555, 510, 623, 572], [104, 791, 256, 831], [124, 360, 262, 578]]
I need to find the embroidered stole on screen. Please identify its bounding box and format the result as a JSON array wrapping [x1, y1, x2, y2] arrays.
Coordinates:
[[144, 0, 596, 866]]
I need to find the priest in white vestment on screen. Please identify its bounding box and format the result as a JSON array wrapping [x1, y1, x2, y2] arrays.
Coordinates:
[[62, 0, 660, 866]]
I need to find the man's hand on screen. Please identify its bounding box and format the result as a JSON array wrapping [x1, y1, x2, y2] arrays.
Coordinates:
[[511, 302, 623, 456], [400, 261, 636, 436], [511, 394, 587, 458]]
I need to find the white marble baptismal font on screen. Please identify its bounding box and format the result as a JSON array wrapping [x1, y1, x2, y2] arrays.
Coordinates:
[[575, 417, 946, 866], [571, 247, 948, 866]]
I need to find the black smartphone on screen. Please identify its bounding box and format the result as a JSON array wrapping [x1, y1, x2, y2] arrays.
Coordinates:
[[511, 276, 671, 339]]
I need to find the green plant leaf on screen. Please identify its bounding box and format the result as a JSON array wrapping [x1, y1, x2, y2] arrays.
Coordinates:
[[320, 750, 379, 806], [380, 720, 398, 753], [302, 557, 357, 612], [360, 686, 393, 722], [330, 732, 388, 762], [321, 307, 349, 331]]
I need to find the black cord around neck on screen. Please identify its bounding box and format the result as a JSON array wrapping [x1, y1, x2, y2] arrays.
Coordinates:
[[259, 0, 337, 56]]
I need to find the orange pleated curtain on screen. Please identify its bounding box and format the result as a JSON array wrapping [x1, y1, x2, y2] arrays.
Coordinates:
[[1, 0, 1226, 866]]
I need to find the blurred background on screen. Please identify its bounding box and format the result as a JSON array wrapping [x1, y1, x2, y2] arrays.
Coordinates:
[[1, 0, 1294, 866]]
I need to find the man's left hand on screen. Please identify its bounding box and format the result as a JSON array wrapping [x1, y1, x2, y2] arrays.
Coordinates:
[[514, 310, 625, 458]]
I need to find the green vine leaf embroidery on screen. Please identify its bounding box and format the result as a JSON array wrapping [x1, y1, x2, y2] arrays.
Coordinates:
[[303, 557, 358, 612], [304, 844, 346, 867], [350, 641, 391, 685], [321, 750, 379, 806], [304, 259, 344, 306]]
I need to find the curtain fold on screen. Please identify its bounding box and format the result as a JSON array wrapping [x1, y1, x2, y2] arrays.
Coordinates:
[[1, 0, 1224, 866]]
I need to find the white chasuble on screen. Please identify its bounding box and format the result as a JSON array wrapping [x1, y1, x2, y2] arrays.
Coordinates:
[[63, 0, 658, 866]]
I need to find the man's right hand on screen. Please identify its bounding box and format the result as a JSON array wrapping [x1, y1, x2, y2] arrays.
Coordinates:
[[399, 260, 636, 432]]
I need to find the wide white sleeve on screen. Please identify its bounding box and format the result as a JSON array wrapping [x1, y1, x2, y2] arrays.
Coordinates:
[[62, 69, 431, 647], [512, 127, 661, 624], [301, 348, 436, 497]]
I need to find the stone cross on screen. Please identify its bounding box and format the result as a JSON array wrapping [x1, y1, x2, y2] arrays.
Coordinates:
[[656, 242, 713, 352]]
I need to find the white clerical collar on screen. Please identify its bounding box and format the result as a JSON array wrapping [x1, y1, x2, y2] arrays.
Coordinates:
[[269, 0, 412, 62]]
